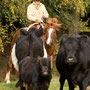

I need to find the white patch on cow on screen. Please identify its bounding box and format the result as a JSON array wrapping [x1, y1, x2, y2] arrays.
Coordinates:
[[43, 44, 48, 58], [46, 28, 53, 45], [68, 58, 73, 61], [11, 44, 19, 71], [5, 71, 10, 84]]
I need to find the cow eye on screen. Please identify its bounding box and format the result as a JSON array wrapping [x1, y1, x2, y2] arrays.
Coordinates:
[[63, 46, 67, 50], [75, 47, 78, 50], [63, 47, 66, 50], [74, 46, 78, 49], [75, 47, 77, 49]]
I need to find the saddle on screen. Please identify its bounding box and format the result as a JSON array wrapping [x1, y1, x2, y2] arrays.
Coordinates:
[[22, 22, 44, 31]]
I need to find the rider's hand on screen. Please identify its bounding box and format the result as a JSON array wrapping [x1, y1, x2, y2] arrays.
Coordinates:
[[36, 18, 43, 23], [42, 15, 48, 19], [42, 15, 46, 18]]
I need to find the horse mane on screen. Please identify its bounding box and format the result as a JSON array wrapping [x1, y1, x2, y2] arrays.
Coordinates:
[[47, 18, 58, 24], [45, 18, 62, 30]]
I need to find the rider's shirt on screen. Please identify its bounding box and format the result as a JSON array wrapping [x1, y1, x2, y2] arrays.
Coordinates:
[[27, 2, 49, 22]]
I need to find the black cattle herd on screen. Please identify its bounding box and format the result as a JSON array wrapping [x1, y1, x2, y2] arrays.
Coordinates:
[[56, 34, 90, 90], [5, 25, 90, 90]]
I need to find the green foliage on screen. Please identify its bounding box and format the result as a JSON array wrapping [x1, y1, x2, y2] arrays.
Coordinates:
[[0, 0, 31, 45], [0, 0, 32, 52], [0, 0, 90, 52], [0, 37, 4, 53], [42, 0, 90, 34]]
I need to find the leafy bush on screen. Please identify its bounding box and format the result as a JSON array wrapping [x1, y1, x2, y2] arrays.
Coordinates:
[[43, 0, 90, 34], [0, 0, 90, 53], [0, 0, 31, 43], [0, 0, 32, 52], [0, 38, 4, 53]]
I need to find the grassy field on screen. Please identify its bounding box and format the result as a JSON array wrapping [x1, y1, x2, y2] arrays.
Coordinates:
[[0, 75, 79, 90], [0, 45, 89, 90], [0, 53, 80, 90]]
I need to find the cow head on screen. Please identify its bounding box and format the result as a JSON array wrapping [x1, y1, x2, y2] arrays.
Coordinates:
[[35, 26, 43, 37], [37, 57, 51, 76], [60, 34, 89, 65]]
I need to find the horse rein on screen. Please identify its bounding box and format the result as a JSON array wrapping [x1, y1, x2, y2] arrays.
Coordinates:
[[27, 22, 44, 31]]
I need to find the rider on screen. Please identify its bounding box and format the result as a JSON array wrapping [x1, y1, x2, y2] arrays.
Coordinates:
[[27, 0, 49, 23]]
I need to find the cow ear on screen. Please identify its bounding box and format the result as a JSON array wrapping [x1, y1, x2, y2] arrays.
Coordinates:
[[79, 35, 88, 47], [60, 34, 68, 44], [80, 35, 88, 42], [35, 26, 43, 37], [54, 23, 62, 30], [20, 29, 28, 36]]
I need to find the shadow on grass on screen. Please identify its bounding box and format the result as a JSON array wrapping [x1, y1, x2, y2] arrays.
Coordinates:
[[0, 54, 89, 90]]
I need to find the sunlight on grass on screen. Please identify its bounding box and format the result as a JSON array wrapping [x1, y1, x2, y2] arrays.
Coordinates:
[[0, 58, 89, 90], [0, 81, 19, 90], [49, 75, 79, 90]]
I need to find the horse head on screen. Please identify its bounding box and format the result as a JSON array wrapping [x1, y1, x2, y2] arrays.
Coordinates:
[[44, 18, 62, 45]]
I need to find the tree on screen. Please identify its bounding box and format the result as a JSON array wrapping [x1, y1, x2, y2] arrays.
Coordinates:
[[0, 0, 90, 52], [42, 0, 90, 34]]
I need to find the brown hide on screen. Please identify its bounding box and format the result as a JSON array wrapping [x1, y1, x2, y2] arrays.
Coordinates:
[[45, 43, 55, 56]]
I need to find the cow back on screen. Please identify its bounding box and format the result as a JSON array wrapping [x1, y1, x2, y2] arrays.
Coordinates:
[[15, 28, 44, 63]]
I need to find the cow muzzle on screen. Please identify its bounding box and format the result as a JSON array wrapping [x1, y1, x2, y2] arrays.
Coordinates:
[[42, 67, 48, 76], [66, 58, 76, 64]]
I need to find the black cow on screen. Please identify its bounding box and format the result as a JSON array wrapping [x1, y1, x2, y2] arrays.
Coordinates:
[[78, 31, 90, 37], [16, 56, 52, 90], [15, 26, 44, 63], [56, 34, 90, 90]]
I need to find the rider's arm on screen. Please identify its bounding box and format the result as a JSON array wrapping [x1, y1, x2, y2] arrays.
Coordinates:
[[27, 4, 38, 22], [41, 4, 49, 19]]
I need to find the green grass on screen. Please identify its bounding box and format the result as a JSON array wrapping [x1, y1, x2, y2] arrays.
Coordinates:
[[0, 81, 19, 90], [0, 73, 79, 90], [0, 55, 89, 90], [0, 60, 79, 90]]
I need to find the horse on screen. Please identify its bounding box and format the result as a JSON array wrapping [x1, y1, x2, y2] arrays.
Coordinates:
[[5, 18, 62, 84], [5, 23, 43, 84], [42, 18, 62, 70]]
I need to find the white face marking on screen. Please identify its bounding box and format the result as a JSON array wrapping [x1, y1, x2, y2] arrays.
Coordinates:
[[43, 44, 48, 58], [11, 44, 19, 71], [46, 28, 53, 45]]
